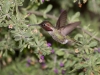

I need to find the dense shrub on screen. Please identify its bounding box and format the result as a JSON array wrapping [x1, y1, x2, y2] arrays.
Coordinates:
[[0, 0, 100, 75]]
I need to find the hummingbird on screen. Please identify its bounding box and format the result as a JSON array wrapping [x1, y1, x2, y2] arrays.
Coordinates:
[[36, 10, 81, 44]]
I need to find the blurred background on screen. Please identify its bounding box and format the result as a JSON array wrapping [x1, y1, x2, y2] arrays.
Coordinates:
[[0, 0, 100, 75]]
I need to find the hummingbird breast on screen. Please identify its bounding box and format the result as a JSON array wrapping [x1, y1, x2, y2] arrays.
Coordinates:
[[48, 30, 68, 44]]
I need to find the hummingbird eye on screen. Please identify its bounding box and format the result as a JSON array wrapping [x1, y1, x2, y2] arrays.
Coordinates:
[[43, 23, 46, 26]]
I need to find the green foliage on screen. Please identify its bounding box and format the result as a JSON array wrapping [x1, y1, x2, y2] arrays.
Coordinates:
[[0, 0, 100, 75], [88, 0, 100, 14]]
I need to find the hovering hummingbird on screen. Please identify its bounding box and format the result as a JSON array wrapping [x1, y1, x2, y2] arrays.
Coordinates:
[[34, 10, 81, 44]]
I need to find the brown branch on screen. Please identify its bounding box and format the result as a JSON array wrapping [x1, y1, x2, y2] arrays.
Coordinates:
[[78, 26, 100, 42], [27, 10, 58, 20], [27, 10, 100, 42]]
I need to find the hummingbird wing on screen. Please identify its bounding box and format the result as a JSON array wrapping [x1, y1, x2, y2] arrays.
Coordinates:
[[56, 10, 67, 29], [59, 21, 81, 36]]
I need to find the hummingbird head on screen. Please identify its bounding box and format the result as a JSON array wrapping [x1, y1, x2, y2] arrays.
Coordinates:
[[39, 21, 53, 31]]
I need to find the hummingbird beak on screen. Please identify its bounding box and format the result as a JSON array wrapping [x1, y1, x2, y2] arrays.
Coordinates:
[[28, 24, 40, 26]]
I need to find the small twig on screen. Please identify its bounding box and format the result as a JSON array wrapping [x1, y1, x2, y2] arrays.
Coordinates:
[[54, 55, 57, 67], [92, 0, 98, 13], [27, 10, 100, 42]]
